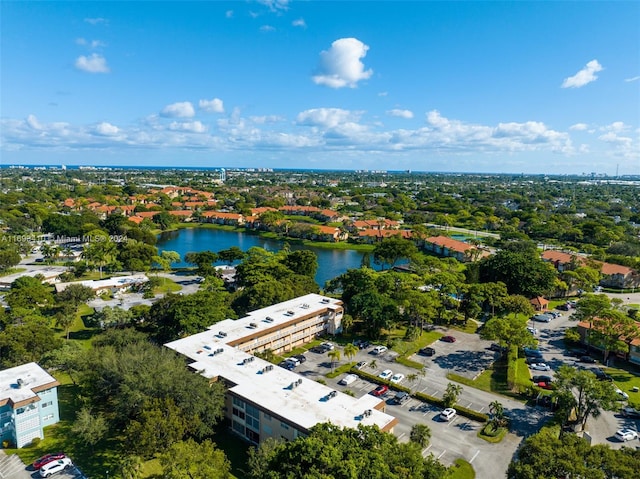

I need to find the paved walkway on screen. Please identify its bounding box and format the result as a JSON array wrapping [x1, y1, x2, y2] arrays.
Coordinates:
[[0, 451, 30, 479]]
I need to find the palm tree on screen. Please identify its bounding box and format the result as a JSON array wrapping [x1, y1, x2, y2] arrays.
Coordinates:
[[407, 373, 418, 392], [343, 343, 358, 363], [369, 359, 377, 371], [442, 383, 463, 408], [489, 400, 506, 429], [328, 349, 341, 372], [409, 424, 432, 448]]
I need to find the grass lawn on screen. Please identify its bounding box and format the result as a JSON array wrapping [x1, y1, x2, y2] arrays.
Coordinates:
[[602, 366, 640, 408], [477, 423, 508, 443], [149, 275, 181, 294], [448, 458, 475, 479], [0, 267, 26, 276], [386, 327, 443, 369]]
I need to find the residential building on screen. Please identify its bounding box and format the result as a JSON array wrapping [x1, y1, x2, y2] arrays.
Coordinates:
[[576, 321, 640, 366], [423, 236, 489, 262], [0, 363, 60, 448], [165, 294, 398, 445]]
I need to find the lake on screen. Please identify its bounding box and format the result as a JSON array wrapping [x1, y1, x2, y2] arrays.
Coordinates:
[[156, 228, 375, 286]]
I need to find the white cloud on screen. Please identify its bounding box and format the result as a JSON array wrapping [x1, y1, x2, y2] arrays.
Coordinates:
[[378, 91, 388, 97], [84, 17, 108, 25], [95, 122, 119, 136], [75, 53, 110, 73], [161, 102, 195, 118], [387, 109, 414, 119], [602, 121, 627, 132], [296, 108, 361, 129], [569, 123, 588, 131], [562, 59, 603, 88], [257, 0, 289, 12], [199, 98, 224, 113], [168, 121, 207, 133], [26, 115, 42, 130], [312, 38, 373, 89], [292, 18, 306, 28], [226, 10, 233, 18], [624, 76, 640, 82], [250, 115, 285, 124], [260, 25, 275, 32]]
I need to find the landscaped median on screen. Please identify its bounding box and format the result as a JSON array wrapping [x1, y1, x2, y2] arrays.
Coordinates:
[[350, 368, 488, 423]]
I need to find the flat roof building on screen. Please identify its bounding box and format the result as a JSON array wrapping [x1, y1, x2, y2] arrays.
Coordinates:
[[0, 363, 61, 448], [165, 293, 398, 444]]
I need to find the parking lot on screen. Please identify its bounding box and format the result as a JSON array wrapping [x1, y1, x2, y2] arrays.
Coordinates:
[[0, 453, 86, 479]]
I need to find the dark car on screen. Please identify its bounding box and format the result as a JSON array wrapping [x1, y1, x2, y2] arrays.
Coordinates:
[[532, 375, 553, 383], [523, 347, 543, 358], [33, 453, 66, 470], [557, 303, 571, 311], [418, 347, 436, 356], [489, 343, 506, 352], [293, 354, 307, 363], [441, 336, 456, 343], [580, 355, 596, 363], [591, 368, 613, 381], [393, 391, 410, 405], [568, 348, 588, 357], [621, 406, 640, 419], [278, 361, 295, 370]]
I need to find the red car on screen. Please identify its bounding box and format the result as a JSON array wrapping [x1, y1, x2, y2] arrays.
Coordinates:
[[371, 385, 389, 397], [441, 336, 457, 343], [33, 453, 66, 470]]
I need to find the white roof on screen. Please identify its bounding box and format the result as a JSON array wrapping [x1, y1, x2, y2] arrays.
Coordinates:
[[0, 362, 58, 407], [165, 294, 396, 433], [55, 274, 148, 293]]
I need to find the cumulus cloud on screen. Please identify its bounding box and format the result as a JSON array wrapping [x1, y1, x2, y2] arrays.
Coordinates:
[[296, 108, 361, 128], [161, 102, 195, 118], [292, 18, 306, 28], [312, 38, 373, 88], [199, 98, 224, 113], [570, 123, 588, 131], [168, 121, 207, 133], [257, 0, 289, 12], [75, 53, 110, 73], [95, 122, 119, 136], [387, 109, 414, 119], [562, 60, 603, 88], [26, 115, 42, 130], [260, 25, 276, 32], [624, 76, 640, 82]]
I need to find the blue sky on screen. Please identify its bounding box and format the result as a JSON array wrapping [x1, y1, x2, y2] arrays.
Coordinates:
[[1, 1, 639, 174]]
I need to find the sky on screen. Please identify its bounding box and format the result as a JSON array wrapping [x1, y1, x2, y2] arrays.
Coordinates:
[[1, 1, 639, 175]]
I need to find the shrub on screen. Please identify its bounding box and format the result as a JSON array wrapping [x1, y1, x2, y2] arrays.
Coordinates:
[[30, 437, 41, 447]]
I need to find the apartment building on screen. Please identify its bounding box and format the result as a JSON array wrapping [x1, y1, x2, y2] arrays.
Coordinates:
[[165, 293, 398, 445], [0, 363, 60, 448]]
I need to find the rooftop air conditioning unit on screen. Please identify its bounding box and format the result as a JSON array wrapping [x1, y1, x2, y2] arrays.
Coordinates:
[[219, 331, 227, 337], [321, 298, 330, 303], [249, 323, 258, 329]]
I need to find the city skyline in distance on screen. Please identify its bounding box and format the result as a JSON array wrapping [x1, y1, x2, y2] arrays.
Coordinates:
[[1, 1, 639, 175]]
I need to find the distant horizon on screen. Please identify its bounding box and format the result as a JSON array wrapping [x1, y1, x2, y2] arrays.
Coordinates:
[[2, 2, 638, 174]]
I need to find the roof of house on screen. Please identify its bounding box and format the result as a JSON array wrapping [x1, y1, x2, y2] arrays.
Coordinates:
[[0, 362, 60, 408], [425, 235, 475, 253], [530, 296, 549, 307], [577, 320, 640, 347], [358, 229, 412, 239], [541, 250, 633, 276]]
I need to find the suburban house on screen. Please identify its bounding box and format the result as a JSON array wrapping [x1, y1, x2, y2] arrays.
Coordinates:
[[165, 294, 397, 445], [541, 250, 639, 289], [357, 229, 412, 244], [0, 363, 60, 448], [576, 321, 640, 366], [423, 236, 489, 262]]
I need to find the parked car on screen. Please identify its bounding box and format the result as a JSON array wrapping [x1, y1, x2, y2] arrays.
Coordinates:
[[532, 313, 553, 323], [529, 363, 551, 371], [441, 336, 456, 343], [39, 458, 73, 478], [532, 375, 553, 383], [278, 361, 296, 370], [33, 453, 66, 470], [489, 343, 506, 352], [371, 385, 389, 397], [378, 369, 393, 380], [355, 361, 368, 370], [418, 347, 436, 356], [523, 347, 543, 358], [393, 391, 410, 405], [557, 303, 571, 311], [621, 406, 640, 419], [579, 355, 596, 363], [525, 357, 540, 365], [339, 374, 358, 386], [284, 357, 301, 367], [440, 408, 457, 421], [320, 342, 335, 351], [293, 354, 307, 363], [615, 387, 630, 401], [527, 327, 539, 335], [390, 373, 405, 384], [591, 368, 613, 381], [372, 345, 388, 355], [536, 381, 554, 390], [615, 428, 638, 442], [568, 348, 588, 358]]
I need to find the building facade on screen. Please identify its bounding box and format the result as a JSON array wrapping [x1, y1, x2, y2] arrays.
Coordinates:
[[0, 363, 60, 448]]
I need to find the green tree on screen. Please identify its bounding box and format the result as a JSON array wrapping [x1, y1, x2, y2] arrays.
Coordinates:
[[0, 315, 64, 368], [55, 308, 76, 340], [373, 236, 418, 270], [282, 249, 318, 277], [479, 249, 557, 297], [119, 455, 143, 479], [56, 283, 95, 308], [159, 439, 232, 479], [489, 400, 507, 428], [442, 382, 463, 408], [409, 424, 432, 448], [343, 343, 358, 362], [480, 316, 536, 350], [72, 407, 108, 451], [217, 246, 245, 264], [328, 349, 341, 371], [153, 250, 181, 272], [5, 276, 53, 310]]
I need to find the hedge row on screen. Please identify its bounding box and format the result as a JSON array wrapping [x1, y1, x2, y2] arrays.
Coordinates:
[[352, 369, 488, 423]]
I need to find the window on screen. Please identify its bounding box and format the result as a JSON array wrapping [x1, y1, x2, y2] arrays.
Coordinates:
[[232, 420, 244, 435], [232, 396, 245, 408], [263, 412, 272, 421], [43, 414, 54, 421], [280, 422, 289, 430], [232, 408, 245, 420], [42, 401, 52, 408], [263, 424, 272, 435]]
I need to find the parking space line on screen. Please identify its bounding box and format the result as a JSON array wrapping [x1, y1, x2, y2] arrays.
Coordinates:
[[398, 432, 406, 441], [470, 450, 480, 463], [437, 450, 447, 459], [466, 401, 473, 408]]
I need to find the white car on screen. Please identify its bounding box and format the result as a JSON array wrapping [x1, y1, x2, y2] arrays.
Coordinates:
[[40, 458, 73, 477], [339, 374, 358, 386], [527, 327, 538, 335], [615, 387, 629, 400], [372, 345, 388, 355], [390, 373, 405, 384], [355, 361, 368, 370], [615, 428, 638, 442], [440, 408, 457, 421], [378, 369, 393, 380], [529, 363, 551, 371]]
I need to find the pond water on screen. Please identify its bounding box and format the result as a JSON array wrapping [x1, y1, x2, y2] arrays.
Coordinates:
[[156, 228, 376, 286]]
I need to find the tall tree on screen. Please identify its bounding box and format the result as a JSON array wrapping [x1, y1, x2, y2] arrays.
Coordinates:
[[373, 236, 418, 270], [159, 439, 231, 479]]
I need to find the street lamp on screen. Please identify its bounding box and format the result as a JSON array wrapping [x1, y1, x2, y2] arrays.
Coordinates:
[[106, 470, 109, 479]]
